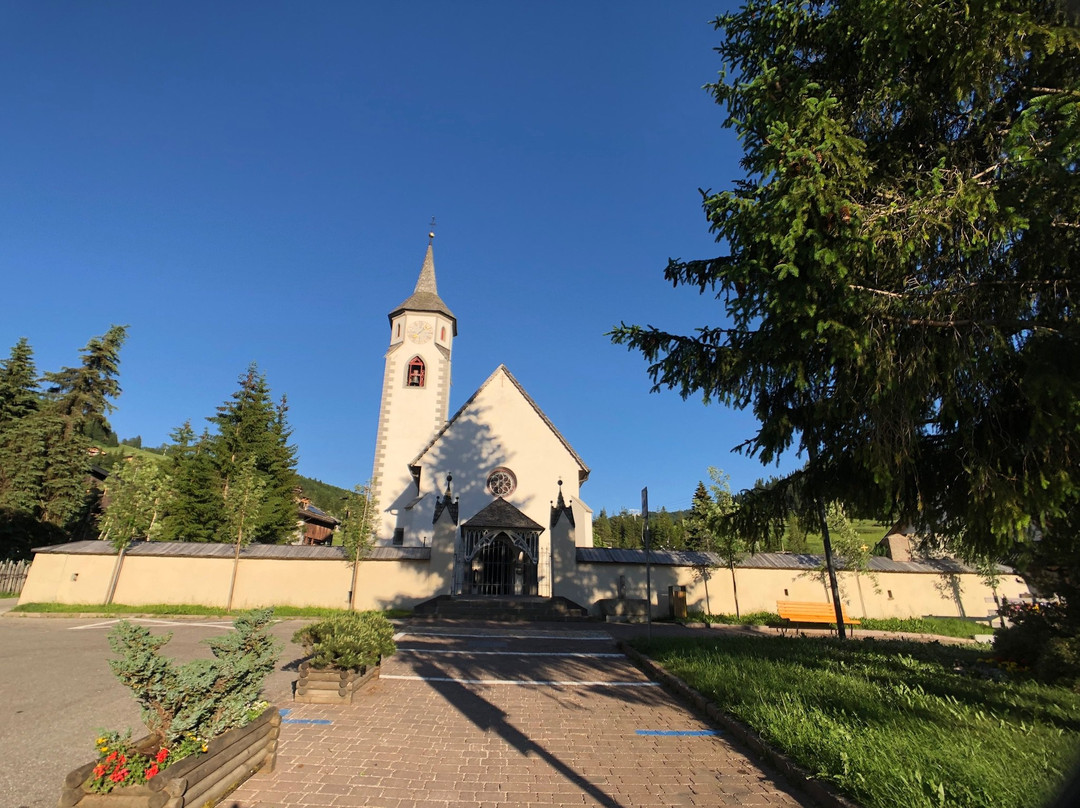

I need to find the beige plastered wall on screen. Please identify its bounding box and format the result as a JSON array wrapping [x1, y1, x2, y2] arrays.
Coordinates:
[[19, 553, 450, 611], [562, 563, 1030, 620], [20, 550, 1028, 620]]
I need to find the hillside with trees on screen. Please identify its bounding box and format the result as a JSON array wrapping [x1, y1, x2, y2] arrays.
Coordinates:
[[0, 332, 359, 560]]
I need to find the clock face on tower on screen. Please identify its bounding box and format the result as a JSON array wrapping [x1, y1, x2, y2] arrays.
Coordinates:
[[407, 321, 433, 344]]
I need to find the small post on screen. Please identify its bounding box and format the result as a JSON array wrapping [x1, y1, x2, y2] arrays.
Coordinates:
[[642, 487, 652, 640]]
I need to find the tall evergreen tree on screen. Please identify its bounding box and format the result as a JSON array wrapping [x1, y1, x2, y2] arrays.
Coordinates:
[[158, 424, 223, 543], [0, 338, 39, 430], [593, 508, 613, 548], [207, 365, 298, 544], [0, 328, 126, 557], [612, 0, 1080, 635], [684, 482, 713, 551]]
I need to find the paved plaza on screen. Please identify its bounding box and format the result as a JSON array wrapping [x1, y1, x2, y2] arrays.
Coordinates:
[[227, 623, 812, 808]]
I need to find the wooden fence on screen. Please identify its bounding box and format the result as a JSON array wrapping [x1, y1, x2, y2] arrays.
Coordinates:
[[0, 559, 29, 596]]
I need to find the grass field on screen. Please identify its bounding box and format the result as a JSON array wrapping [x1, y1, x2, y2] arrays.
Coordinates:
[[11, 602, 411, 618], [683, 611, 996, 639], [634, 634, 1080, 808]]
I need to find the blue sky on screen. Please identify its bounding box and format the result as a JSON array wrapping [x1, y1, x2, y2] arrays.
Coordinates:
[[0, 1, 800, 513]]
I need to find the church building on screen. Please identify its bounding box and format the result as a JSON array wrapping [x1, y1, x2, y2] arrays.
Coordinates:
[[369, 237, 594, 599]]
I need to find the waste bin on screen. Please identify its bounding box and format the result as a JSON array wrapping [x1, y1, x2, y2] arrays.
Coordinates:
[[669, 585, 687, 619]]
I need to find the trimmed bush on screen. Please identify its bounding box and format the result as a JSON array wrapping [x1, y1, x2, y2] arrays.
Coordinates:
[[106, 608, 282, 748], [292, 611, 396, 671]]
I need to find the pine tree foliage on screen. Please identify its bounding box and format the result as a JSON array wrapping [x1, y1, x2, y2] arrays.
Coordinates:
[[685, 482, 714, 551], [209, 364, 298, 544], [611, 0, 1080, 565], [106, 610, 281, 748], [0, 338, 39, 429], [158, 424, 223, 543], [0, 328, 127, 558]]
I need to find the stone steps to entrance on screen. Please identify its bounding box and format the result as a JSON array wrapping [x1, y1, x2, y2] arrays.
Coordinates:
[[412, 595, 591, 621]]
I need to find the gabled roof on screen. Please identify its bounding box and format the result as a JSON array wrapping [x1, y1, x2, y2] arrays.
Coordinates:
[[461, 497, 544, 531], [410, 364, 590, 484], [388, 242, 457, 333]]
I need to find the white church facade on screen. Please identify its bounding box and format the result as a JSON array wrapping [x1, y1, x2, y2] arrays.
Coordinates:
[[369, 238, 594, 599], [18, 238, 1032, 620]]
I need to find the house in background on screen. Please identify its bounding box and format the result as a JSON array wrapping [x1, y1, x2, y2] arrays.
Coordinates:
[[297, 498, 340, 545]]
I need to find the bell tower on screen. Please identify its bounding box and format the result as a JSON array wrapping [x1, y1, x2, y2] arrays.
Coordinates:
[[370, 234, 457, 544]]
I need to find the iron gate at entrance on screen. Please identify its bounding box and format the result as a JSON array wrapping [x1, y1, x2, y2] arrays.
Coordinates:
[[454, 527, 547, 597], [471, 534, 538, 596]]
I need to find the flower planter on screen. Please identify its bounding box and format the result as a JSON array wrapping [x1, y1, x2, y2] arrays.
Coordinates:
[[58, 707, 281, 808], [294, 661, 379, 704]]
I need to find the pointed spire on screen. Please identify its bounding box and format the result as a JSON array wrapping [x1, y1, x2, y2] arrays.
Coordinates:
[[389, 236, 457, 332], [433, 472, 459, 525], [414, 243, 439, 296]]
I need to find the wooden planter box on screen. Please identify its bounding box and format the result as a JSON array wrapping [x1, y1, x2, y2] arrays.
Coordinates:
[[294, 661, 379, 704], [58, 707, 280, 808]]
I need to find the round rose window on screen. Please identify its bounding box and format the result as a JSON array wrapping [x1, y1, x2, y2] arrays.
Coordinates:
[[487, 467, 517, 497]]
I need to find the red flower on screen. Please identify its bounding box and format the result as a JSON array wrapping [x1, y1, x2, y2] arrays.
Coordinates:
[[156, 748, 169, 764], [109, 768, 128, 783], [105, 752, 118, 764], [144, 763, 159, 779], [118, 754, 127, 765], [93, 765, 106, 778]]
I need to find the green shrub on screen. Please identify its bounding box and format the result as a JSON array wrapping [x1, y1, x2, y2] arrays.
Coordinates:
[[292, 611, 396, 671], [685, 610, 780, 625], [107, 608, 282, 747], [995, 600, 1080, 688]]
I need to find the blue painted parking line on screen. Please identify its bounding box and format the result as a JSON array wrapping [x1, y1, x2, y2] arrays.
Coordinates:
[[636, 729, 718, 736], [278, 708, 332, 725]]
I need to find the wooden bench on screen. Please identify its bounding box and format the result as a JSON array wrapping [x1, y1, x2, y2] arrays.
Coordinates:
[[775, 600, 860, 635]]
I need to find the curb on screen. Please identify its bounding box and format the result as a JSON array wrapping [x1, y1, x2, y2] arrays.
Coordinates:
[[618, 641, 862, 808], [1, 611, 234, 620]]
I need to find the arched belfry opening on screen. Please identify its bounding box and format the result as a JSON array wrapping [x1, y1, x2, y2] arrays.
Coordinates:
[[455, 498, 546, 597], [406, 356, 426, 387]]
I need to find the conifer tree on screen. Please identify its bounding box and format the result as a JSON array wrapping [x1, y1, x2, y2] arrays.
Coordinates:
[[208, 365, 298, 544], [684, 482, 713, 551], [593, 508, 613, 548], [612, 0, 1080, 635], [157, 424, 223, 543], [0, 338, 39, 430], [0, 327, 126, 557]]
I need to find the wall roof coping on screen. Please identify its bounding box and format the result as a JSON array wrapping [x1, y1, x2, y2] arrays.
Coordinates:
[[31, 540, 431, 561], [576, 547, 1014, 575]]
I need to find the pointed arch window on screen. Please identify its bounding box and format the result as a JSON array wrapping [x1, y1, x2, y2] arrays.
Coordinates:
[[406, 356, 426, 387]]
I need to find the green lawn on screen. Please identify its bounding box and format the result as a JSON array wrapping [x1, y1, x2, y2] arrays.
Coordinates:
[[683, 611, 994, 639], [11, 602, 411, 618], [633, 634, 1079, 808]]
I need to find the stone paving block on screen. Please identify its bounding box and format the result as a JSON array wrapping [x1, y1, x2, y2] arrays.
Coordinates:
[[228, 622, 815, 808]]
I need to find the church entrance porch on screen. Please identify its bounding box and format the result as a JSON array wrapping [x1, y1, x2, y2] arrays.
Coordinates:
[[455, 497, 549, 598]]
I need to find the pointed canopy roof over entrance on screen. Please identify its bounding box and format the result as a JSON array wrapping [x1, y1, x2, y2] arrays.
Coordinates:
[[388, 240, 457, 335], [461, 497, 544, 532]]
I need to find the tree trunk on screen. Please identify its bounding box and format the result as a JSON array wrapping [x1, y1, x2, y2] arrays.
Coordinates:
[[104, 544, 126, 605], [226, 532, 242, 611], [730, 561, 740, 619], [807, 441, 846, 639]]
